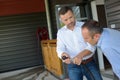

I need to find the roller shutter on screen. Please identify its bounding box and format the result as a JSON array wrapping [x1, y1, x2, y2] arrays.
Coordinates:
[[0, 12, 47, 73]]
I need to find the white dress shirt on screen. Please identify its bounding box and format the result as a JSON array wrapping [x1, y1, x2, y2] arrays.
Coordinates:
[[56, 21, 96, 60]]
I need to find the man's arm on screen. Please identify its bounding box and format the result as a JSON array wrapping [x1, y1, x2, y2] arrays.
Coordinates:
[[61, 52, 71, 64], [56, 30, 71, 64], [73, 42, 96, 65], [73, 50, 92, 65]]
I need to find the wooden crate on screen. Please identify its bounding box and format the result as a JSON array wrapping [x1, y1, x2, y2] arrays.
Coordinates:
[[41, 40, 63, 77]]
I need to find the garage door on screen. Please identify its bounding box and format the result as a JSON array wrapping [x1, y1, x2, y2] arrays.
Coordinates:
[[0, 12, 47, 73]]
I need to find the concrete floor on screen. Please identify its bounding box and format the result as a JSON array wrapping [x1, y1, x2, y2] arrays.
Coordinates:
[[0, 66, 44, 80], [0, 66, 114, 80], [36, 70, 113, 80]]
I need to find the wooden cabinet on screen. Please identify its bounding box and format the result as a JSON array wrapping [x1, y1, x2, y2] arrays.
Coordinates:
[[41, 40, 63, 77]]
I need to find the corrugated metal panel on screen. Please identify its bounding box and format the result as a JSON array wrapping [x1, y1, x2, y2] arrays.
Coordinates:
[[0, 12, 47, 73], [105, 0, 120, 29]]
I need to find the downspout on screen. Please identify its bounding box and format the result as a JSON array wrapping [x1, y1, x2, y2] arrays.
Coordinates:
[[44, 0, 52, 39]]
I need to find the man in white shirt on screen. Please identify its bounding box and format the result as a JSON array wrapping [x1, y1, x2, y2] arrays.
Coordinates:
[[56, 6, 103, 80]]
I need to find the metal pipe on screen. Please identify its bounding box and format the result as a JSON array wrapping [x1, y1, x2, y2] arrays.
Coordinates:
[[44, 0, 52, 39]]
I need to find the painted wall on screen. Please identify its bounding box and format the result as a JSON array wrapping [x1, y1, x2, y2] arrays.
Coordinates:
[[0, 0, 45, 16]]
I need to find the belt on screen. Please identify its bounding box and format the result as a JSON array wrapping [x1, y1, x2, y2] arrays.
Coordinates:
[[81, 57, 93, 64]]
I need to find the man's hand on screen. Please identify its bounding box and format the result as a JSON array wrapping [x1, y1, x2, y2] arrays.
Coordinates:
[[61, 53, 71, 64], [73, 54, 83, 65], [73, 50, 92, 65]]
